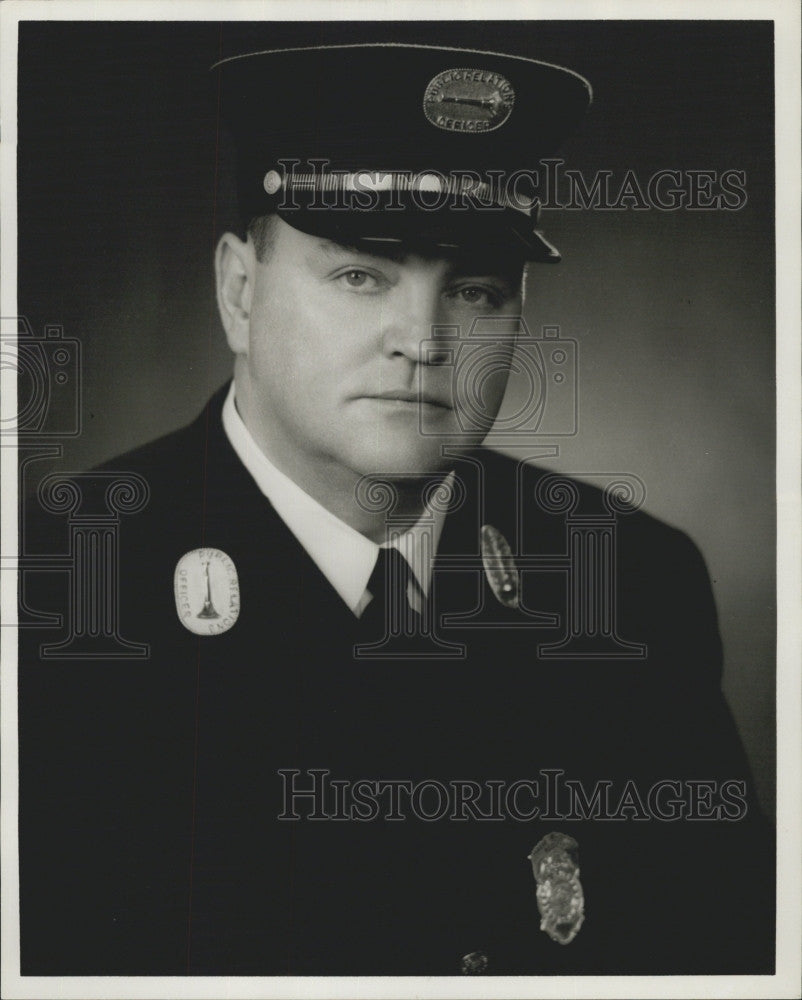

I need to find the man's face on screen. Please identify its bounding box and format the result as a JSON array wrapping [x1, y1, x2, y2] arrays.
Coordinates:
[[232, 216, 524, 484]]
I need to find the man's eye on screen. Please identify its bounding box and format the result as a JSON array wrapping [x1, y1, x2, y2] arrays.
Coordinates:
[[337, 269, 378, 290], [451, 284, 503, 307]]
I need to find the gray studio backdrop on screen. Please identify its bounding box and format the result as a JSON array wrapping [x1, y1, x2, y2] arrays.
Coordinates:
[[17, 21, 775, 814]]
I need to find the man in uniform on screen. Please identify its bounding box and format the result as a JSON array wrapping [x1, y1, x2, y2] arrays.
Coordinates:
[[19, 43, 773, 976]]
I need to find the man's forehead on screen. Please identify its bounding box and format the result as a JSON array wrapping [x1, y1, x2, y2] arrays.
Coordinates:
[[313, 237, 406, 263]]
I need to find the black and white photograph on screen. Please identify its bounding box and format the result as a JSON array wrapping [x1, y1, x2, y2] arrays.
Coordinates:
[[1, 2, 800, 998]]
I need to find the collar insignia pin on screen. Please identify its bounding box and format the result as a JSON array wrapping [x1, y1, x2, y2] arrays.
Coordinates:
[[174, 548, 240, 636], [480, 524, 519, 609], [527, 832, 585, 945]]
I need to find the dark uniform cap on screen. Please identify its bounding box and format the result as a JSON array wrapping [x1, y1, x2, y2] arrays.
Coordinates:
[[213, 43, 592, 261]]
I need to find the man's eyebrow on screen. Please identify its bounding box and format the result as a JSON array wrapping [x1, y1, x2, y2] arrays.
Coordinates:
[[315, 238, 406, 263]]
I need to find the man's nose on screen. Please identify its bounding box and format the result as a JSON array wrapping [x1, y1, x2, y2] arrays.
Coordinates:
[[380, 276, 447, 363]]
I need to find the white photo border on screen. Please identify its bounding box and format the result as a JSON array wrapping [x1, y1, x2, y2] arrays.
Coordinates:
[[1, 2, 799, 998]]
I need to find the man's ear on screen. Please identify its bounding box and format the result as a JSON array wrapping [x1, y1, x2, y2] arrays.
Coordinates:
[[215, 232, 255, 355]]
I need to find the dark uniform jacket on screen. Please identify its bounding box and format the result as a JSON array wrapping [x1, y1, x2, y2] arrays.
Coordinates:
[[19, 384, 774, 976]]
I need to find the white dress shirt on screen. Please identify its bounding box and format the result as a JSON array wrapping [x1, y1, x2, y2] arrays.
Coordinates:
[[221, 383, 450, 617]]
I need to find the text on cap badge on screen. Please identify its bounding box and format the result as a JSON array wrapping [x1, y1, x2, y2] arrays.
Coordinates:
[[174, 548, 240, 635], [423, 68, 515, 133]]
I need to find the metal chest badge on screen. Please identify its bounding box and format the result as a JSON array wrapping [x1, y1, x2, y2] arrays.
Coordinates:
[[423, 68, 515, 133], [174, 548, 240, 635], [528, 832, 586, 945]]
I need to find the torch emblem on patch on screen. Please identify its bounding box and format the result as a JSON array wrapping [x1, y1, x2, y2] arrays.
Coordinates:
[[174, 548, 240, 636]]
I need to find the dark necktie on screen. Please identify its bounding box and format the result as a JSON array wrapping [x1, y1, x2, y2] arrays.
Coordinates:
[[359, 546, 422, 640]]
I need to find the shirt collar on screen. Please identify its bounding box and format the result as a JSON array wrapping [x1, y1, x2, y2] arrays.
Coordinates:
[[221, 382, 450, 615]]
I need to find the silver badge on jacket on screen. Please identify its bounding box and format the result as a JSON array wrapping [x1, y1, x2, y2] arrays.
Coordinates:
[[528, 832, 585, 945]]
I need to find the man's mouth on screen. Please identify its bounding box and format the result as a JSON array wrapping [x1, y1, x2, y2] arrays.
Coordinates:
[[364, 389, 452, 409]]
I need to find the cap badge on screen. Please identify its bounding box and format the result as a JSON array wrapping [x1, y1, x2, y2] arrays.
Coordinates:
[[423, 68, 515, 133], [527, 832, 586, 945], [174, 548, 240, 635], [480, 524, 519, 608]]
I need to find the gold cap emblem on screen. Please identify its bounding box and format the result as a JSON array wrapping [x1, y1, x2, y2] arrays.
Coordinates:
[[423, 67, 515, 133]]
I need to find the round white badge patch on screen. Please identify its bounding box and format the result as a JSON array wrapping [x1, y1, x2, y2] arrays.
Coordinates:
[[174, 548, 240, 636]]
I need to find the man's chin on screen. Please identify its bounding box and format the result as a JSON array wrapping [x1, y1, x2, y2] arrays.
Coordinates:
[[341, 409, 490, 477], [346, 438, 474, 481]]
